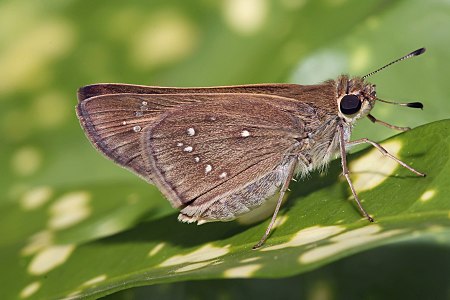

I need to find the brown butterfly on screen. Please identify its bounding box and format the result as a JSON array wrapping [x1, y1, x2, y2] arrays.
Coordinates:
[[76, 48, 426, 249]]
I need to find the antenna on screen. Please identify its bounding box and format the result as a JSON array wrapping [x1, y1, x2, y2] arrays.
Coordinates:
[[362, 48, 426, 79], [376, 98, 423, 109]]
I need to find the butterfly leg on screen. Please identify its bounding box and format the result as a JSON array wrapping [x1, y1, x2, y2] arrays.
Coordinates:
[[253, 158, 297, 249], [367, 114, 411, 131], [337, 125, 374, 222], [346, 138, 426, 177]]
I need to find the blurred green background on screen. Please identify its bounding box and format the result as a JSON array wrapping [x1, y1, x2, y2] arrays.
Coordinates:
[[1, 0, 450, 299]]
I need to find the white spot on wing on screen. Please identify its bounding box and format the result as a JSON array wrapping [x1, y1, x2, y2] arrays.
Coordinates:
[[241, 130, 250, 137], [219, 172, 228, 179], [194, 156, 200, 163], [177, 142, 183, 147], [187, 127, 196, 136], [133, 125, 142, 132], [205, 164, 212, 174], [183, 146, 193, 152]]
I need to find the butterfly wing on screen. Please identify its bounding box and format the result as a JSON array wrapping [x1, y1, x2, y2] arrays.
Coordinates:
[[141, 93, 306, 213], [76, 92, 205, 183], [77, 82, 336, 113], [76, 84, 332, 219]]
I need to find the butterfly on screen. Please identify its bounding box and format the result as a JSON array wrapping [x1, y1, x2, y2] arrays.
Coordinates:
[[76, 48, 426, 248]]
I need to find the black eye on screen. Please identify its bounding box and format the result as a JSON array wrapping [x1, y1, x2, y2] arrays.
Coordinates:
[[340, 94, 362, 115]]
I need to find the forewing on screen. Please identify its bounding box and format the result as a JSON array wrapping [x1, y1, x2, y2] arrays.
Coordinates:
[[77, 82, 336, 114], [76, 93, 202, 183], [142, 93, 305, 208]]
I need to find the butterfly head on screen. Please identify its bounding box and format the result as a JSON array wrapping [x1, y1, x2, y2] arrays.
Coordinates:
[[336, 75, 377, 124], [336, 48, 426, 125]]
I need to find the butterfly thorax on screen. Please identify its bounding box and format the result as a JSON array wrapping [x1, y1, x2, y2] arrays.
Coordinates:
[[291, 75, 377, 177]]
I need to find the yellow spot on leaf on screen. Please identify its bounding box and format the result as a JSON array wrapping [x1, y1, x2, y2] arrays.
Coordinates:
[[21, 230, 54, 256], [148, 243, 165, 257], [240, 257, 261, 263], [28, 244, 75, 275], [261, 225, 345, 251], [81, 274, 107, 287], [331, 224, 381, 241], [212, 260, 224, 265], [419, 189, 435, 202], [299, 226, 404, 264], [90, 218, 125, 237], [130, 11, 198, 70], [223, 0, 268, 35], [224, 264, 262, 278], [66, 290, 81, 298], [273, 215, 289, 229], [19, 281, 41, 298], [11, 146, 42, 176], [48, 191, 91, 230], [0, 20, 75, 95], [20, 186, 53, 210], [159, 244, 230, 267], [350, 140, 402, 192], [175, 261, 213, 273]]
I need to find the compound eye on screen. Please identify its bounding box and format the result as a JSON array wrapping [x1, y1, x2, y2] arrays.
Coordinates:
[[340, 94, 362, 115]]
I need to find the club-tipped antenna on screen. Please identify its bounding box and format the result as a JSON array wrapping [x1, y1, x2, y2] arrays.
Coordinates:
[[377, 98, 423, 109], [362, 48, 426, 79]]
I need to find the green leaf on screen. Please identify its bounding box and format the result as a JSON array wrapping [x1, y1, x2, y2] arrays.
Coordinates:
[[2, 0, 450, 299], [3, 120, 450, 299]]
